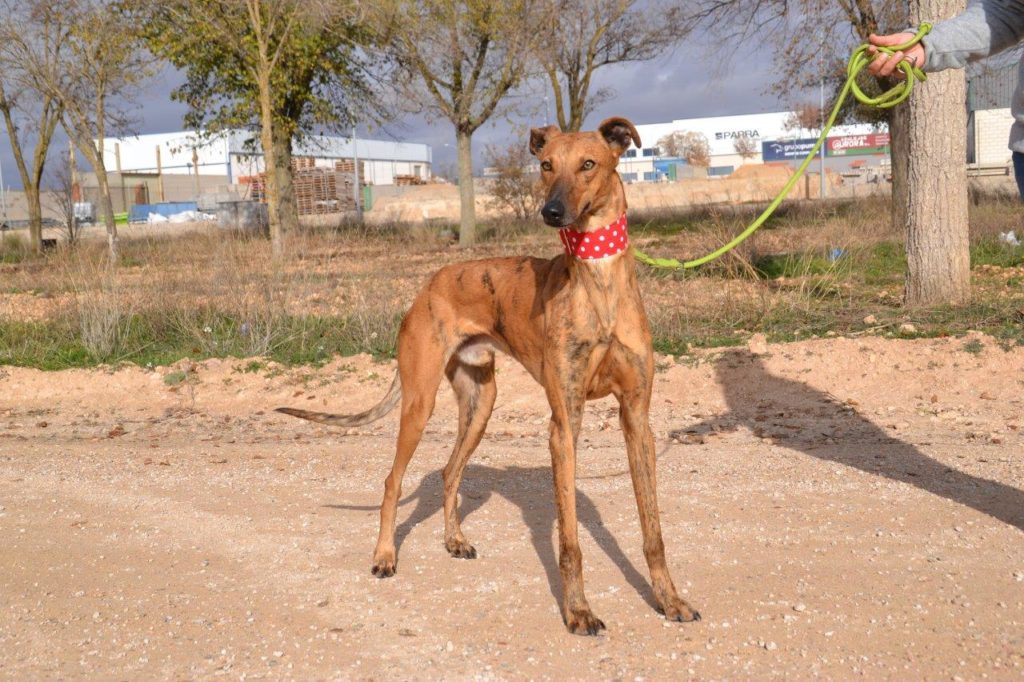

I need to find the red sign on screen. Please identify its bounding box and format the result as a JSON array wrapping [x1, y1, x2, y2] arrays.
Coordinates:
[[827, 133, 890, 156]]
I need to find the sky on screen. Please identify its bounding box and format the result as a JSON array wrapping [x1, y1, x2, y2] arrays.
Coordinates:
[[0, 38, 795, 192]]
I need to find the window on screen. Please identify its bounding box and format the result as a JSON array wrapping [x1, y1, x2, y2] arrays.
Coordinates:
[[643, 171, 658, 181], [708, 165, 735, 177], [620, 172, 638, 182], [642, 148, 659, 157], [623, 149, 637, 158]]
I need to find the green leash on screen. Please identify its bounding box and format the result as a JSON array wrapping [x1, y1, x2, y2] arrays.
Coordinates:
[[633, 24, 932, 270]]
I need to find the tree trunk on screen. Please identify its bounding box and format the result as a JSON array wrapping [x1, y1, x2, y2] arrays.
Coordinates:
[[456, 128, 476, 246], [272, 132, 298, 236], [93, 161, 119, 261], [257, 80, 283, 260], [25, 187, 43, 253], [1, 106, 43, 254], [898, 0, 970, 307], [890, 107, 909, 232]]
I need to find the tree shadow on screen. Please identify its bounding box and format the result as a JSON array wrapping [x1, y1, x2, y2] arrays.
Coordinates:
[[326, 463, 657, 609], [680, 349, 1024, 532]]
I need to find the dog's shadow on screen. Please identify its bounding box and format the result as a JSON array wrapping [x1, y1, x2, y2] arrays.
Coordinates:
[[326, 463, 658, 609], [687, 349, 1024, 532]]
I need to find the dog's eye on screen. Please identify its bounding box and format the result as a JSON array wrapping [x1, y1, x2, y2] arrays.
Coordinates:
[[582, 160, 595, 171], [541, 160, 553, 172]]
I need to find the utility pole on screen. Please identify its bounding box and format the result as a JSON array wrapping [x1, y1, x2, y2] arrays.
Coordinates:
[[816, 6, 828, 200], [352, 125, 362, 223], [0, 153, 7, 228], [819, 78, 827, 199]]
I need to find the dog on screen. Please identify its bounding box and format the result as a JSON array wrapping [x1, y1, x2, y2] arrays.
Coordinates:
[[277, 117, 700, 634]]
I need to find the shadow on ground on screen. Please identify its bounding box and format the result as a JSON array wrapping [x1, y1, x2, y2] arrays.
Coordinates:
[[678, 349, 1024, 532], [327, 464, 658, 610]]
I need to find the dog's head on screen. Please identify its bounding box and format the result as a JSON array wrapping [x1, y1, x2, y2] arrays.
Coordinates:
[[529, 117, 640, 228]]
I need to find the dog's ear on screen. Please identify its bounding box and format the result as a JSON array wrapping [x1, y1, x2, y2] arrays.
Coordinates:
[[599, 117, 641, 155], [529, 125, 561, 156]]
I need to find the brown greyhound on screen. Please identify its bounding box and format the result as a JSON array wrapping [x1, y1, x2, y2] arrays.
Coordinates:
[[277, 117, 700, 634]]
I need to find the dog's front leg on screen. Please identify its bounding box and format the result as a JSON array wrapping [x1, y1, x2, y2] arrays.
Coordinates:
[[545, 358, 605, 635], [616, 349, 701, 623]]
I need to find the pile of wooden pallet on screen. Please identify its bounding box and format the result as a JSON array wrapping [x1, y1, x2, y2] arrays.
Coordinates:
[[245, 158, 363, 215]]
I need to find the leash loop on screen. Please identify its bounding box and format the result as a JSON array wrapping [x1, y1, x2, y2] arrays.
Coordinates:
[[633, 23, 932, 271]]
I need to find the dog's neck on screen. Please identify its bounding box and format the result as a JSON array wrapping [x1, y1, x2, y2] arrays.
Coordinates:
[[561, 210, 635, 334], [558, 213, 629, 261]]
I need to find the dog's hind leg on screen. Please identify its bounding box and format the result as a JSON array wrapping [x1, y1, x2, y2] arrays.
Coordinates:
[[371, 334, 447, 578], [441, 352, 497, 559]]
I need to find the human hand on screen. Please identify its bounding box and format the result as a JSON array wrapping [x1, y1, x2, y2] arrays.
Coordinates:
[[867, 32, 926, 78]]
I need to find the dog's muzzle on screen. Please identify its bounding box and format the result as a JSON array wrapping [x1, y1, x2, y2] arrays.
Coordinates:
[[541, 199, 570, 227]]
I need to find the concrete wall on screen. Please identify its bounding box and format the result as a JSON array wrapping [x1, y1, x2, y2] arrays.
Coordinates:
[[77, 173, 237, 215], [973, 108, 1014, 166], [0, 190, 63, 224]]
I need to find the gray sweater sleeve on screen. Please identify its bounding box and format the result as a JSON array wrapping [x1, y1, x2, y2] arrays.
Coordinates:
[[923, 0, 1024, 70]]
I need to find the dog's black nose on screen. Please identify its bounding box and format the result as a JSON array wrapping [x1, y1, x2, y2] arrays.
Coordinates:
[[541, 200, 566, 225]]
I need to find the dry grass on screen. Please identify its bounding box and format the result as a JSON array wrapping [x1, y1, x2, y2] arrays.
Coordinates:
[[1, 195, 1022, 369]]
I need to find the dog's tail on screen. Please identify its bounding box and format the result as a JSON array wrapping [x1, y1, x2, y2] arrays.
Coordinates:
[[275, 372, 401, 428]]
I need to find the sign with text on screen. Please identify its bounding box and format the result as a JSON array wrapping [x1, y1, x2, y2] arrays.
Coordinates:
[[761, 138, 818, 161], [827, 133, 890, 156]]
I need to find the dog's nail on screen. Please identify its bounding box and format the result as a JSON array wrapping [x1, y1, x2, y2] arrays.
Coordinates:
[[692, 610, 702, 622]]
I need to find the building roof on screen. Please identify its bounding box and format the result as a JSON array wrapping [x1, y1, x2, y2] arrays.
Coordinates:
[[100, 129, 432, 167], [223, 130, 431, 163]]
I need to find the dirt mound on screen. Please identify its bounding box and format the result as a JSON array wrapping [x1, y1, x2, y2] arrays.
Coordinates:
[[730, 162, 795, 180]]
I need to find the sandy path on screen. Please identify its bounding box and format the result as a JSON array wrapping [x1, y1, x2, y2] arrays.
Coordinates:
[[1, 336, 1022, 679]]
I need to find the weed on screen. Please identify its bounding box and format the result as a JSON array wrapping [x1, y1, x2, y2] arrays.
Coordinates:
[[962, 338, 985, 355], [163, 371, 188, 386]]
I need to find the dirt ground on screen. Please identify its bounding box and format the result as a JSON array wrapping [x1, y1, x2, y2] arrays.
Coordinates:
[[1, 334, 1023, 679]]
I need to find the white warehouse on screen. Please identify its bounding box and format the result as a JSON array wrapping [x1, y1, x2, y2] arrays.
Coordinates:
[[99, 129, 433, 186]]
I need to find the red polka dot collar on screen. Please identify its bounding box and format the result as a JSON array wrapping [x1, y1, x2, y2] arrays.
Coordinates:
[[558, 213, 629, 261]]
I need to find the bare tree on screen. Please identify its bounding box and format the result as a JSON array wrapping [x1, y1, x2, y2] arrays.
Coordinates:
[[783, 103, 825, 136], [690, 1, 907, 94], [658, 131, 710, 167], [46, 150, 82, 245], [378, 0, 545, 245], [29, 0, 154, 260], [541, 0, 692, 132], [0, 0, 70, 254], [485, 141, 542, 220], [733, 136, 758, 160]]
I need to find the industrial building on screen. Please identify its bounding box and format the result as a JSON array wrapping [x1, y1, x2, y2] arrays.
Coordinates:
[[618, 112, 888, 182], [99, 129, 432, 188], [78, 129, 434, 218]]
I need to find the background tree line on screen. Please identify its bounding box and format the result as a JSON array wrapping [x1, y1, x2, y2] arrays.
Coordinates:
[[1, 0, 970, 306]]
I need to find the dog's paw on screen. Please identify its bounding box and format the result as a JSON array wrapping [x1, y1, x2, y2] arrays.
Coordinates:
[[564, 608, 606, 636], [658, 595, 701, 623], [444, 538, 477, 559], [371, 554, 397, 578]]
